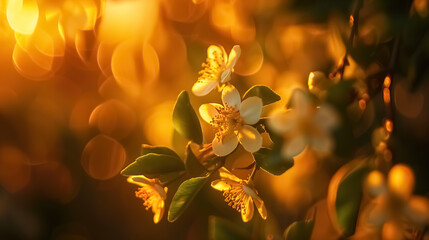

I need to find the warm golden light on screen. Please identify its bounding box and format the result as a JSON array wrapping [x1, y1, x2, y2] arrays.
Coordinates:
[[7, 0, 39, 35]]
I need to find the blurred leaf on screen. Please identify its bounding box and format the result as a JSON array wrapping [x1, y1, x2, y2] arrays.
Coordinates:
[[121, 153, 185, 176], [168, 176, 208, 222], [283, 218, 315, 240], [208, 216, 250, 240], [141, 144, 180, 159], [326, 80, 357, 109], [173, 91, 203, 145], [253, 148, 293, 176], [328, 160, 370, 237], [185, 143, 206, 176], [243, 85, 281, 106]]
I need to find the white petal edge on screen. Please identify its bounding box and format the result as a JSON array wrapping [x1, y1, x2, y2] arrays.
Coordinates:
[[207, 45, 225, 61], [192, 80, 218, 96], [199, 103, 222, 124], [218, 167, 242, 182], [227, 45, 241, 68], [242, 197, 254, 222], [212, 133, 239, 156], [268, 109, 297, 134], [240, 97, 262, 125], [220, 68, 232, 83], [127, 176, 151, 186], [253, 195, 267, 220], [282, 134, 306, 158], [238, 125, 262, 153], [222, 85, 241, 108]]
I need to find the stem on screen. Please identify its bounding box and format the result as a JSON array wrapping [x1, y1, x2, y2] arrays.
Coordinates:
[[249, 164, 259, 181], [330, 0, 363, 80]]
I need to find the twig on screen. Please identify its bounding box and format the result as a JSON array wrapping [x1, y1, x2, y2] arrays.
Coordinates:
[[330, 0, 363, 80]]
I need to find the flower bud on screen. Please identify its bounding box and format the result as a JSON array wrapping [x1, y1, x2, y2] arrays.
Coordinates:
[[308, 71, 332, 95], [366, 170, 387, 197], [388, 164, 415, 201]]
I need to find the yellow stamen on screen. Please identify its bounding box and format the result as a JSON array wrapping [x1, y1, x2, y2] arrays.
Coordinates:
[[135, 185, 162, 211], [210, 104, 242, 142], [222, 183, 250, 215], [197, 51, 226, 83]]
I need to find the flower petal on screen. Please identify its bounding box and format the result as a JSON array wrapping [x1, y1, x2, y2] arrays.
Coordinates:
[[241, 196, 254, 222], [127, 176, 151, 187], [240, 97, 262, 125], [253, 195, 267, 220], [282, 134, 306, 158], [221, 85, 241, 108], [403, 196, 429, 225], [207, 45, 226, 61], [192, 79, 218, 96], [238, 125, 262, 153], [154, 184, 167, 199], [309, 132, 334, 155], [199, 103, 222, 123], [212, 133, 239, 156], [218, 167, 243, 182], [291, 89, 312, 117], [315, 104, 340, 130], [220, 68, 232, 83], [227, 45, 241, 68], [153, 200, 165, 224], [365, 196, 389, 226], [211, 179, 232, 191], [268, 109, 297, 134]]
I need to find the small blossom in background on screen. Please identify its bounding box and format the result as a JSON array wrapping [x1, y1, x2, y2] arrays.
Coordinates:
[[211, 167, 267, 222], [364, 164, 429, 238], [127, 176, 168, 223], [268, 89, 339, 158], [199, 85, 263, 156], [192, 45, 241, 96]]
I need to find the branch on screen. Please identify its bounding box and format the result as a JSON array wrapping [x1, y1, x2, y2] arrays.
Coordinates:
[[330, 0, 363, 80]]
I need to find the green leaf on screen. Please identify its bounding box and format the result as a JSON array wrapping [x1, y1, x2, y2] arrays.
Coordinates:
[[172, 91, 203, 145], [253, 148, 293, 176], [121, 153, 185, 176], [243, 85, 281, 106], [328, 161, 370, 237], [141, 144, 180, 159], [208, 216, 250, 240], [283, 219, 315, 240], [185, 143, 206, 176], [168, 176, 208, 222]]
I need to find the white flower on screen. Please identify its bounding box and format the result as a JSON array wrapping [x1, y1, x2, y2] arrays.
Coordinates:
[[199, 85, 263, 156], [211, 167, 267, 222], [127, 176, 167, 224], [192, 45, 241, 96], [268, 89, 339, 158], [364, 165, 429, 229]]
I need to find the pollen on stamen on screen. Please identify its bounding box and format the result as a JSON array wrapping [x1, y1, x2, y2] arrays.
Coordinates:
[[135, 187, 157, 211], [222, 185, 248, 215], [210, 104, 242, 141]]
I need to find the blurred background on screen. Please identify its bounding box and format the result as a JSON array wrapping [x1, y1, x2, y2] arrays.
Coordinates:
[[1, 0, 428, 239]]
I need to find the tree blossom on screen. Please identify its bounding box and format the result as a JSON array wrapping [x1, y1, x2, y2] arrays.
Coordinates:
[[192, 45, 241, 96], [127, 176, 167, 223], [199, 85, 263, 156], [211, 167, 267, 222], [268, 89, 339, 158]]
